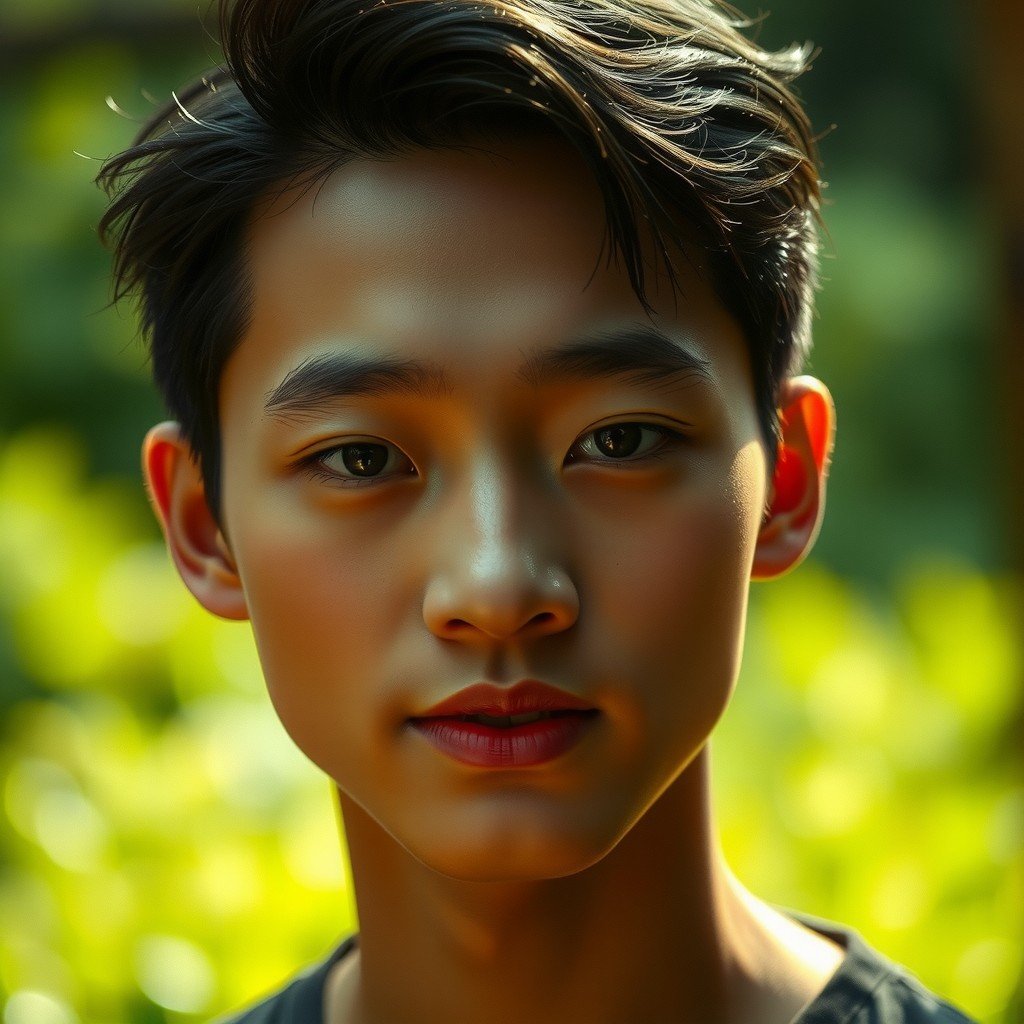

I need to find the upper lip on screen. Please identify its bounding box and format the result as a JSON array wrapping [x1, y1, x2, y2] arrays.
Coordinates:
[[411, 680, 597, 719]]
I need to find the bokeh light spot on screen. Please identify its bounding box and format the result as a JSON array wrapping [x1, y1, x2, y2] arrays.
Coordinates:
[[133, 935, 214, 1014], [2, 990, 78, 1024]]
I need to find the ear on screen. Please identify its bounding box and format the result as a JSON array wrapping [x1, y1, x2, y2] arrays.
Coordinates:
[[142, 422, 249, 620], [751, 376, 836, 581]]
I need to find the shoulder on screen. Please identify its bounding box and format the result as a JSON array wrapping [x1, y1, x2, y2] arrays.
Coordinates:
[[208, 984, 293, 1024], [811, 964, 981, 1024], [207, 936, 358, 1024], [783, 909, 980, 1024], [207, 972, 315, 1024], [856, 969, 980, 1024]]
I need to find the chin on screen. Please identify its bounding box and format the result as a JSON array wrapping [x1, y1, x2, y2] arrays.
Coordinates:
[[397, 807, 626, 883], [415, 844, 613, 884]]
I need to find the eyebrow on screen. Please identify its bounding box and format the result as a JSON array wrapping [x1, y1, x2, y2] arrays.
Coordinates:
[[263, 325, 714, 419]]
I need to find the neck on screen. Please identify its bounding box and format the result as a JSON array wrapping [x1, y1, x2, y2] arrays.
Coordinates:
[[326, 746, 833, 1024]]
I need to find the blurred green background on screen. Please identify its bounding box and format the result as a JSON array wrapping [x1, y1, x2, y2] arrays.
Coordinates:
[[1, 1, 1021, 1022]]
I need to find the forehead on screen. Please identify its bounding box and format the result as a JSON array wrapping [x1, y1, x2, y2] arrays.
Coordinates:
[[226, 134, 753, 409]]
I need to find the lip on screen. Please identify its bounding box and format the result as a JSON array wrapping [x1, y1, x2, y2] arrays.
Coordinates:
[[410, 679, 597, 719], [408, 714, 598, 768]]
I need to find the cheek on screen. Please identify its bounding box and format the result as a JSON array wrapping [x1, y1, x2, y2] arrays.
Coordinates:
[[228, 496, 405, 760], [603, 453, 761, 613], [584, 443, 765, 731]]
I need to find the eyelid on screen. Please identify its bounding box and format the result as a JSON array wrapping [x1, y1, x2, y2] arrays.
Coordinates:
[[300, 437, 416, 487], [297, 418, 689, 488], [568, 420, 688, 464], [579, 412, 692, 436], [606, 416, 685, 433]]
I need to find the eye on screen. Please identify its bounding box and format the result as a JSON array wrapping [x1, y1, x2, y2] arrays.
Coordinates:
[[565, 422, 684, 465], [302, 439, 416, 487]]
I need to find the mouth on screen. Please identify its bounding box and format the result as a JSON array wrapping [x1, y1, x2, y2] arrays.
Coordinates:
[[407, 710, 600, 768], [412, 709, 598, 728], [407, 680, 599, 767], [411, 679, 598, 720]]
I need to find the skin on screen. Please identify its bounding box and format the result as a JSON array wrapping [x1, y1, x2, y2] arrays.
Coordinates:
[[144, 134, 838, 1024]]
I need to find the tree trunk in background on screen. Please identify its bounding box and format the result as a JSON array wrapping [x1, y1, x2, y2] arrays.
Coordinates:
[[976, 1, 1024, 576], [974, 7, 1024, 1024]]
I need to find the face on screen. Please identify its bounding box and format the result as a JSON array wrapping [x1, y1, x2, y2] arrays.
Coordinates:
[[216, 134, 769, 881]]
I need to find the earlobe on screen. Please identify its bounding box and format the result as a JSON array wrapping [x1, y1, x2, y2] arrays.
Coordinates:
[[142, 422, 250, 621], [751, 376, 835, 581]]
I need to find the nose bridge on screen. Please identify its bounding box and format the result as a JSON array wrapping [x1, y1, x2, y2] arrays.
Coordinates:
[[423, 447, 578, 642], [465, 451, 533, 579]]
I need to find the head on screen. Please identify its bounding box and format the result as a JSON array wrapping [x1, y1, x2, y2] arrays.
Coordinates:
[[100, 0, 823, 523], [101, 0, 835, 879]]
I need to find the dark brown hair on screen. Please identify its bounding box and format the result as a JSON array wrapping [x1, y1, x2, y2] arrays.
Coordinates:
[[98, 0, 822, 522]]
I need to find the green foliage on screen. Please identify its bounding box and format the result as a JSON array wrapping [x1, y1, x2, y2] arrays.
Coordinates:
[[719, 564, 1022, 1023], [0, 430, 356, 1022]]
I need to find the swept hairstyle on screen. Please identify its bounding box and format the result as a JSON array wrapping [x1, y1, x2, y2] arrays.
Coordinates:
[[98, 0, 823, 524]]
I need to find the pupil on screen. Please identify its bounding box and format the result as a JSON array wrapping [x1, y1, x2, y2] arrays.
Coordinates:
[[596, 424, 642, 458], [342, 443, 388, 476]]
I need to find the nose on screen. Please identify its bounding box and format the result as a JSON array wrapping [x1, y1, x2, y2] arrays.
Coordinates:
[[421, 455, 579, 644]]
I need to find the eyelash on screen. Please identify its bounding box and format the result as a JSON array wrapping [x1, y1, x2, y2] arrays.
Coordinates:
[[300, 422, 687, 488]]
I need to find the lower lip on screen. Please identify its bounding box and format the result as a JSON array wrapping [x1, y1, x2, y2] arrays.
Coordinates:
[[409, 713, 598, 768]]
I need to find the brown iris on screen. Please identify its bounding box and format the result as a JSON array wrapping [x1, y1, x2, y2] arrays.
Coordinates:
[[594, 424, 643, 458], [342, 443, 390, 476]]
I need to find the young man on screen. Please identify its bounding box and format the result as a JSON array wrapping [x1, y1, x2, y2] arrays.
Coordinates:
[[99, 0, 978, 1021]]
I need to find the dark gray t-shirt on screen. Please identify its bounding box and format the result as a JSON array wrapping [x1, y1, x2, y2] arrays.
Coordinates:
[[213, 909, 979, 1023]]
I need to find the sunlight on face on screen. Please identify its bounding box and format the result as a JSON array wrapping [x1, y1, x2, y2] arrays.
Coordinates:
[[217, 134, 768, 880]]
